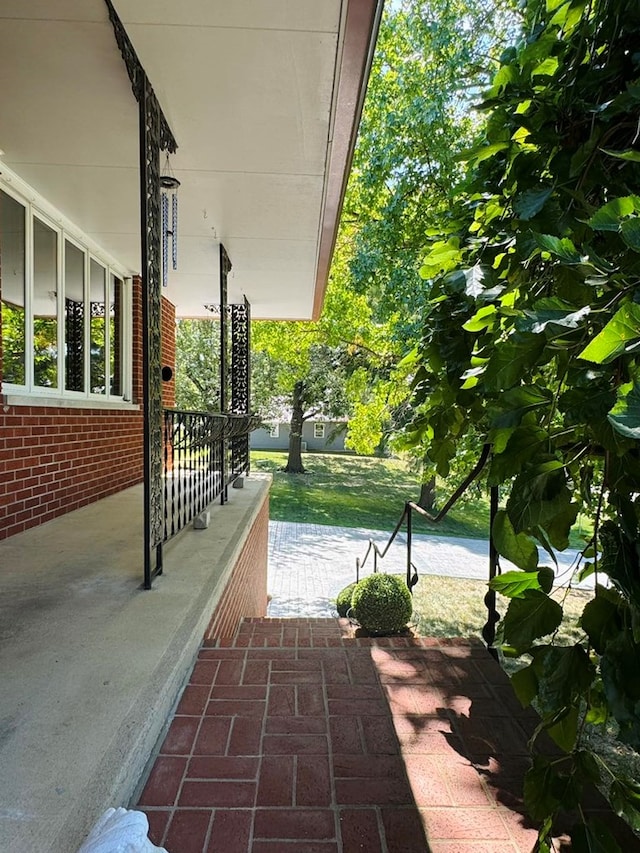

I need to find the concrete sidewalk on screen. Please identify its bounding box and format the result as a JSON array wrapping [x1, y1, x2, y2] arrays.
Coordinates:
[[267, 520, 587, 617]]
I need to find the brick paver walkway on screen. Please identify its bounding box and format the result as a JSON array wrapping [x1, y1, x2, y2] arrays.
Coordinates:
[[137, 617, 638, 852]]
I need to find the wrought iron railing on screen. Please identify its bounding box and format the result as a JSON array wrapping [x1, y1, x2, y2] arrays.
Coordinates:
[[162, 409, 261, 542], [354, 445, 501, 654], [356, 501, 426, 592]]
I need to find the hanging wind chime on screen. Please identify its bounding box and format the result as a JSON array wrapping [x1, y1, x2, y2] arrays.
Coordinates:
[[160, 155, 180, 287]]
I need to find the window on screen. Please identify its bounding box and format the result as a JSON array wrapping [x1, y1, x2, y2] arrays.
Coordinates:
[[268, 423, 280, 438], [1, 191, 26, 385], [313, 423, 325, 439], [0, 184, 130, 401]]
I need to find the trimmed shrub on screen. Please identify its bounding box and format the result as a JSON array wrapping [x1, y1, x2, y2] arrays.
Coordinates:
[[351, 573, 413, 635], [336, 582, 358, 617]]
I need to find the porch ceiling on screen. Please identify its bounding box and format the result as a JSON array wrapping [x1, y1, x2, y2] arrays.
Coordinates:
[[0, 0, 382, 319]]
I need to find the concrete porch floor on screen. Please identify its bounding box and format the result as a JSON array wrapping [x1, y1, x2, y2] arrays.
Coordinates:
[[0, 476, 270, 853]]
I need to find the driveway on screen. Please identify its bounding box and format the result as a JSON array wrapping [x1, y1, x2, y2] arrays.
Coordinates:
[[267, 520, 589, 617]]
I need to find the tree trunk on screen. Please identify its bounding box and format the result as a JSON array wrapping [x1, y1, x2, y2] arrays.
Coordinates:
[[418, 475, 436, 511], [283, 381, 306, 473]]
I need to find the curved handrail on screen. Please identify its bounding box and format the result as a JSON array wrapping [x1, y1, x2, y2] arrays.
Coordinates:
[[352, 444, 501, 653], [354, 443, 492, 594]]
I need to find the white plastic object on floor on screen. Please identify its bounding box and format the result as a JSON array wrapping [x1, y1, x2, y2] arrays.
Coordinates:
[[76, 808, 168, 853]]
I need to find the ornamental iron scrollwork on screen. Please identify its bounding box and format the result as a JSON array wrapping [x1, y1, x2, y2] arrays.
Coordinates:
[[230, 298, 250, 415], [65, 298, 84, 392], [105, 0, 178, 587], [104, 0, 177, 154]]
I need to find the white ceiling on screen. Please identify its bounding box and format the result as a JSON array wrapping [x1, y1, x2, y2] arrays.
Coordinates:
[[0, 0, 381, 319]]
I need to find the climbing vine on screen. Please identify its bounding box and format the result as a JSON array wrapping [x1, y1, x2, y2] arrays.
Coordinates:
[[402, 0, 640, 847]]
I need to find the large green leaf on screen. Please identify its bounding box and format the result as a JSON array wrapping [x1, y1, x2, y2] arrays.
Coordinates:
[[608, 380, 640, 439], [535, 645, 595, 715], [578, 302, 640, 364], [492, 510, 539, 569], [463, 304, 497, 332], [599, 521, 640, 609], [519, 297, 590, 335], [570, 818, 623, 853], [513, 186, 553, 220], [534, 233, 582, 264], [483, 334, 546, 391], [579, 585, 626, 654], [620, 218, 640, 251], [588, 195, 640, 231], [506, 463, 573, 534], [511, 663, 538, 707], [464, 264, 487, 297], [609, 778, 640, 831], [545, 500, 579, 550], [502, 589, 563, 652], [602, 148, 640, 163], [546, 705, 579, 752], [490, 568, 552, 598], [523, 757, 563, 822]]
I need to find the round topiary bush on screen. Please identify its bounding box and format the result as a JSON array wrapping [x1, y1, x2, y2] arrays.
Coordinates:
[[351, 574, 413, 635], [336, 582, 358, 617]]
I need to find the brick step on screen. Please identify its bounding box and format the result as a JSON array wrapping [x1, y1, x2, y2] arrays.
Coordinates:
[[204, 616, 488, 651]]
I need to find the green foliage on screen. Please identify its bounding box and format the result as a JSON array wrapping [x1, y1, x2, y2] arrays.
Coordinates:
[[351, 573, 413, 635], [400, 0, 640, 844], [175, 319, 221, 412], [336, 582, 358, 617]]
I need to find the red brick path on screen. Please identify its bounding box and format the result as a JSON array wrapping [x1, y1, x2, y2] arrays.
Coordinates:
[[137, 618, 638, 852]]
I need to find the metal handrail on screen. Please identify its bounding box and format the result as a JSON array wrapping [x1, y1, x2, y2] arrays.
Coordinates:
[[354, 444, 500, 651], [356, 501, 432, 593]]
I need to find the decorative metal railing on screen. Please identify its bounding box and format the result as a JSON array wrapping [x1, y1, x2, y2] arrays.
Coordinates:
[[162, 409, 261, 542]]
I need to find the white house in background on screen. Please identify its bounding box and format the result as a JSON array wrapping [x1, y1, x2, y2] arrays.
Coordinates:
[[252, 414, 352, 453]]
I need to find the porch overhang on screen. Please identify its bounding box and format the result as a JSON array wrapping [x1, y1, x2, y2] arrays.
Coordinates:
[[0, 0, 382, 320]]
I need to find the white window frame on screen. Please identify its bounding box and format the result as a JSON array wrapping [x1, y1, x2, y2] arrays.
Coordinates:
[[268, 423, 280, 438], [313, 422, 325, 439], [1, 172, 133, 405]]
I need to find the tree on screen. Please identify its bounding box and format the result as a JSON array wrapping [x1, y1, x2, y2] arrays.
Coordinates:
[[251, 324, 354, 473], [403, 0, 640, 844], [175, 319, 220, 412], [339, 0, 520, 501]]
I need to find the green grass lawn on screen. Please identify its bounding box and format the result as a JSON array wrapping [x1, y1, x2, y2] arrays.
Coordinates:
[[251, 450, 491, 539], [251, 450, 592, 548]]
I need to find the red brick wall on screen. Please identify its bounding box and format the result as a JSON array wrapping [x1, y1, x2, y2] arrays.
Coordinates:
[[204, 495, 270, 641], [0, 407, 144, 540], [0, 273, 180, 541], [161, 297, 176, 409]]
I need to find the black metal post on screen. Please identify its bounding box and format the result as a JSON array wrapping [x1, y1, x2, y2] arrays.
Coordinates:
[[406, 501, 413, 590], [482, 485, 501, 657], [230, 297, 251, 477], [106, 0, 176, 589], [139, 81, 164, 588], [219, 244, 231, 503]]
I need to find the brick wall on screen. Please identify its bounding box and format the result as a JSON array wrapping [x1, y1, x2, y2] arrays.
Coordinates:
[[0, 407, 144, 539], [161, 297, 176, 409], [204, 495, 270, 641], [0, 274, 180, 540]]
